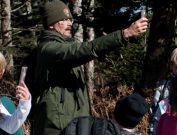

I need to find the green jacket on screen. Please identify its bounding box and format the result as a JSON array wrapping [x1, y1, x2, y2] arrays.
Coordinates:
[[33, 30, 125, 135]]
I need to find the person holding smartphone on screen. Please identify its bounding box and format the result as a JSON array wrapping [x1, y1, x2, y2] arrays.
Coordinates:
[[32, 1, 149, 135], [0, 52, 31, 134]]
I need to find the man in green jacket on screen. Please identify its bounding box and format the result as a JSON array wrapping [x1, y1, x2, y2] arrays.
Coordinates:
[[32, 0, 148, 135]]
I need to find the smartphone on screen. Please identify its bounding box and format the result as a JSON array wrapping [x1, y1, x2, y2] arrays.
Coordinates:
[[19, 66, 28, 84], [141, 6, 146, 17]]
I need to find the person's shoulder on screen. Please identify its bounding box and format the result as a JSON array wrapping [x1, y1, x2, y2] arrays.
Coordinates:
[[154, 79, 170, 90], [156, 80, 169, 86]]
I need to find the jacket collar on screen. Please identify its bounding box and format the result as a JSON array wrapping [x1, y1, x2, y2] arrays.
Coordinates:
[[39, 30, 74, 42]]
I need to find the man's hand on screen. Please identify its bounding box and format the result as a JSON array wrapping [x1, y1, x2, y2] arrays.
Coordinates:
[[122, 17, 148, 39], [16, 81, 30, 100]]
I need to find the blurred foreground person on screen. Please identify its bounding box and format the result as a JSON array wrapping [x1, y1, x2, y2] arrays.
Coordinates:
[[62, 93, 149, 135]]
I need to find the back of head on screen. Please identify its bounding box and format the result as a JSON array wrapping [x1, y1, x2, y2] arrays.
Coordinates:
[[40, 0, 73, 29], [114, 93, 149, 129], [0, 52, 7, 70]]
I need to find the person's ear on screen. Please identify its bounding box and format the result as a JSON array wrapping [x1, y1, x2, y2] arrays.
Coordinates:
[[0, 69, 5, 79]]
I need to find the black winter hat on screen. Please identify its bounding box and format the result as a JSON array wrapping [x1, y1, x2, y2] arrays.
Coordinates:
[[40, 0, 73, 26], [114, 93, 149, 128]]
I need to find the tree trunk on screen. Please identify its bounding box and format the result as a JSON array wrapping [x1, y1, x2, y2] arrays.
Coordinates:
[[72, 0, 83, 42], [140, 0, 177, 91], [84, 0, 95, 92], [84, 27, 95, 91], [26, 0, 32, 19], [1, 0, 12, 47], [71, 0, 95, 90], [1, 0, 14, 79]]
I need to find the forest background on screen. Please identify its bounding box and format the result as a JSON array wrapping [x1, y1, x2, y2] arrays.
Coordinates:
[[0, 0, 177, 134]]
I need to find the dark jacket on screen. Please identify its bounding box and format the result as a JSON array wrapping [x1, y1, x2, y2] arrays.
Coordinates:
[[33, 30, 125, 135]]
